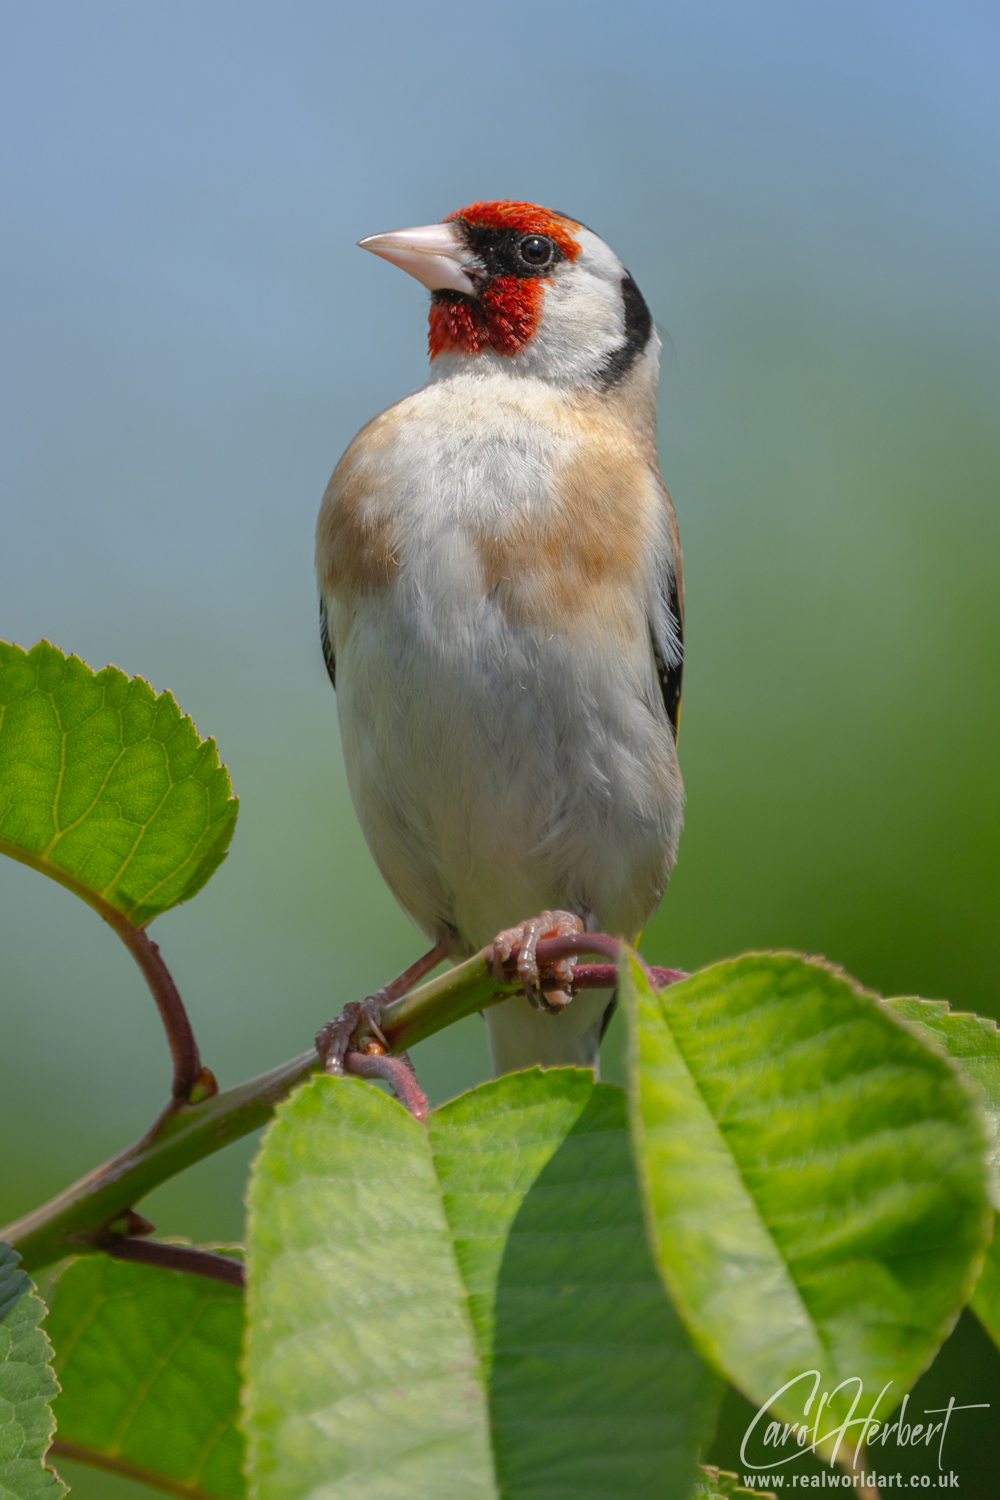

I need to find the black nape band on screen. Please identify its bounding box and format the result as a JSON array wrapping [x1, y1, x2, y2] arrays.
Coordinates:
[[597, 273, 653, 388]]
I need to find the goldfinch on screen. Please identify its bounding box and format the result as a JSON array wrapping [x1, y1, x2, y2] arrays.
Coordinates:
[[316, 200, 683, 1076]]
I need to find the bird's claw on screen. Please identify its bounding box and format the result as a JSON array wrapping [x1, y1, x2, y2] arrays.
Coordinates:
[[316, 988, 429, 1119], [316, 990, 390, 1076], [491, 910, 585, 1013], [315, 942, 449, 1119]]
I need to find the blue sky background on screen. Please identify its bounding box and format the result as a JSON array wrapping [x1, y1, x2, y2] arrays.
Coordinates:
[[3, 5, 1000, 1487]]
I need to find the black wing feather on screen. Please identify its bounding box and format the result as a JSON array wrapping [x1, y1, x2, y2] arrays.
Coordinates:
[[651, 565, 684, 738], [319, 598, 336, 690]]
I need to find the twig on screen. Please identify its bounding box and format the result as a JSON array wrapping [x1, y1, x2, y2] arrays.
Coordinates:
[[1, 1044, 318, 1273], [111, 918, 215, 1106], [113, 918, 215, 1110], [345, 1051, 429, 1121], [552, 962, 687, 989], [2, 939, 687, 1273], [0, 836, 212, 1107], [101, 1236, 245, 1288], [535, 932, 623, 964]]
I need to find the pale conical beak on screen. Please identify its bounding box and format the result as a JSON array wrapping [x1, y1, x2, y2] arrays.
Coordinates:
[[358, 222, 478, 296]]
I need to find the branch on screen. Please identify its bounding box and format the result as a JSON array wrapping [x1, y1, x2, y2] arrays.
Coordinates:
[[0, 837, 212, 1106], [2, 939, 686, 1273], [2, 1044, 318, 1273], [345, 1050, 430, 1121], [111, 917, 215, 1105], [101, 1236, 245, 1288]]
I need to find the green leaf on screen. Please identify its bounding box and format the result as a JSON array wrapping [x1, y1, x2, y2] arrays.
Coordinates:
[[692, 1466, 774, 1499], [428, 1070, 720, 1499], [45, 1252, 245, 1500], [244, 1075, 497, 1500], [0, 641, 237, 926], [0, 1244, 67, 1500], [244, 1070, 719, 1500], [884, 996, 1000, 1350], [0, 1246, 30, 1326], [624, 950, 993, 1449]]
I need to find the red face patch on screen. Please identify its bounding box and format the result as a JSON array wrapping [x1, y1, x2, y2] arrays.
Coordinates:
[[447, 200, 582, 259], [428, 200, 581, 360]]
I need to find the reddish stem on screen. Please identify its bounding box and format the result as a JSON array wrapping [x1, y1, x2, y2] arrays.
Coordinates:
[[563, 963, 688, 989], [534, 932, 623, 966], [102, 1236, 245, 1288], [112, 920, 215, 1104], [346, 1051, 429, 1121], [512, 933, 688, 991]]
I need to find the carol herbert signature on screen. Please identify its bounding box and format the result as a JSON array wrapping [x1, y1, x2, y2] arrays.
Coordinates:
[[739, 1370, 988, 1474]]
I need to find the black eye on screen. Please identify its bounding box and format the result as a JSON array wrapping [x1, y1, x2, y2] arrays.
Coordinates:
[[518, 234, 554, 267]]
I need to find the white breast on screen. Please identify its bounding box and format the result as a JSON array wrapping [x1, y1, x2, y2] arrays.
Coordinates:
[[321, 371, 683, 1071]]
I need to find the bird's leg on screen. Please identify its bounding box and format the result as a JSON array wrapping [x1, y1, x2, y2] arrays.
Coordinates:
[[491, 910, 585, 1013], [315, 939, 448, 1106], [378, 937, 452, 1007]]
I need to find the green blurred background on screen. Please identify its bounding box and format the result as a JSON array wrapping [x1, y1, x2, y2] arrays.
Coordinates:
[[2, 1, 999, 1492]]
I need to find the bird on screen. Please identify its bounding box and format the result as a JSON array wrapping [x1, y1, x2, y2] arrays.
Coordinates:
[[315, 199, 684, 1078]]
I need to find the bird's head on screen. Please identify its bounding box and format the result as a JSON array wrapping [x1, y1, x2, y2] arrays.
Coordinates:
[[359, 200, 657, 391]]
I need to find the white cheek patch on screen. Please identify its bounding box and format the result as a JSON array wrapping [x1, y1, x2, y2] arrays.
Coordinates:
[[573, 226, 629, 280], [426, 227, 654, 390], [508, 228, 633, 387]]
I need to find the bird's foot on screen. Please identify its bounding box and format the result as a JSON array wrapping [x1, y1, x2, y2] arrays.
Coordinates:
[[315, 991, 429, 1120], [491, 910, 585, 1013], [316, 992, 389, 1077], [315, 939, 448, 1120]]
